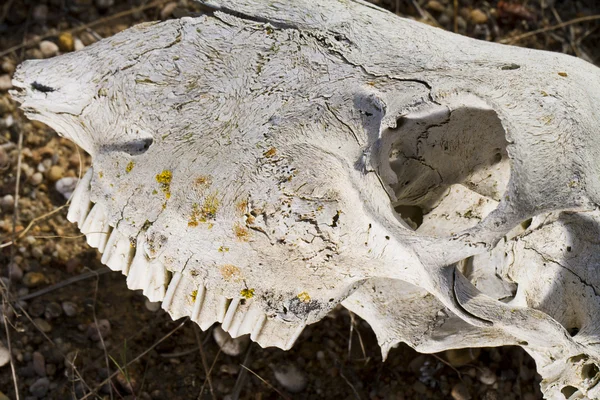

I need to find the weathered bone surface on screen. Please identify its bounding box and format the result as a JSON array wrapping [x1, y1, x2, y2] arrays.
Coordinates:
[[10, 0, 600, 397]]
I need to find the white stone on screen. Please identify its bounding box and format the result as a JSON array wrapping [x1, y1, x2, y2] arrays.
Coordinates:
[[212, 325, 249, 357], [55, 177, 78, 200], [0, 75, 12, 91], [272, 363, 307, 393], [0, 342, 10, 368], [39, 41, 59, 58]]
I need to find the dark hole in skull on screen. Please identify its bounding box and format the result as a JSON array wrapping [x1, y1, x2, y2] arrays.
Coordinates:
[[383, 105, 509, 236], [581, 363, 599, 380], [561, 385, 579, 399]]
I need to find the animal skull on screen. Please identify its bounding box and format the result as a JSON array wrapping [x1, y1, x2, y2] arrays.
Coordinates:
[[10, 0, 600, 397]]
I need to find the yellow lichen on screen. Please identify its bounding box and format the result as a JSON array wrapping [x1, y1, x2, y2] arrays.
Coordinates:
[[98, 171, 104, 179], [156, 169, 172, 199], [126, 161, 134, 173], [233, 223, 250, 241], [190, 290, 198, 302], [240, 288, 255, 299], [218, 246, 229, 252], [558, 72, 568, 77], [297, 291, 311, 303]]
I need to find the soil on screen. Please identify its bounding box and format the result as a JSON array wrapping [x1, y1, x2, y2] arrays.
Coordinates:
[[0, 0, 598, 399]]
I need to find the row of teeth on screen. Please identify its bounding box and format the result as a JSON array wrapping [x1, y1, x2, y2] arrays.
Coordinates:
[[66, 168, 305, 350]]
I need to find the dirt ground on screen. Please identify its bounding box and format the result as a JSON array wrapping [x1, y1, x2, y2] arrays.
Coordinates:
[[0, 0, 598, 399]]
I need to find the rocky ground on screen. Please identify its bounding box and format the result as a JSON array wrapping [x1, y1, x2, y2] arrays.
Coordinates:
[[0, 0, 598, 399]]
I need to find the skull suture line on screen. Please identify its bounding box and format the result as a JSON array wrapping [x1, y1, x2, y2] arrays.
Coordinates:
[[10, 0, 600, 397]]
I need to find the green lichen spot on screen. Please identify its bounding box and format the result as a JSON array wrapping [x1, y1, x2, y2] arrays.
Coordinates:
[[126, 161, 134, 173], [156, 170, 172, 199], [240, 288, 255, 299]]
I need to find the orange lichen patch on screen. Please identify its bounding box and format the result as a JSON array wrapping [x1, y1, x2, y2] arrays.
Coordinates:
[[155, 169, 172, 199], [297, 291, 311, 303], [240, 288, 255, 299], [188, 193, 220, 227], [220, 264, 241, 281], [195, 175, 212, 188], [201, 192, 220, 219], [236, 199, 248, 216], [263, 147, 277, 158], [188, 203, 201, 227], [233, 222, 250, 241], [126, 161, 134, 173]]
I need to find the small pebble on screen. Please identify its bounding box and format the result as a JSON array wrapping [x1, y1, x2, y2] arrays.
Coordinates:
[[220, 363, 240, 375], [46, 363, 56, 376], [30, 172, 43, 186], [1, 194, 14, 210], [0, 75, 12, 91], [39, 41, 59, 58], [55, 177, 78, 199], [95, 0, 114, 9], [32, 352, 46, 376], [451, 382, 472, 400], [29, 377, 50, 398], [74, 38, 85, 51], [425, 0, 446, 13], [212, 325, 249, 356], [58, 33, 74, 52], [87, 319, 111, 341], [272, 363, 307, 393], [44, 302, 62, 320], [160, 2, 177, 20], [62, 301, 78, 317], [32, 4, 49, 23], [47, 165, 64, 182], [8, 263, 23, 281], [25, 48, 44, 60], [22, 272, 48, 288], [28, 301, 46, 318], [469, 9, 488, 24], [144, 299, 161, 312], [412, 381, 428, 394], [1, 59, 16, 75], [0, 342, 10, 367], [445, 348, 480, 367], [478, 367, 497, 385], [33, 318, 52, 333], [115, 370, 138, 394], [0, 146, 8, 170]]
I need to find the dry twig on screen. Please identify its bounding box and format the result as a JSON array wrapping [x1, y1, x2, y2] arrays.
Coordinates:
[[502, 14, 600, 44]]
